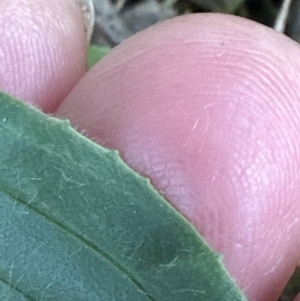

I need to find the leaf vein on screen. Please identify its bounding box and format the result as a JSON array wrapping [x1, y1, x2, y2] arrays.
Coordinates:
[[0, 274, 35, 301], [0, 183, 156, 301]]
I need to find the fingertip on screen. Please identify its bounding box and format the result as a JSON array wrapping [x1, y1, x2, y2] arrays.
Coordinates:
[[57, 13, 300, 301], [0, 0, 88, 112]]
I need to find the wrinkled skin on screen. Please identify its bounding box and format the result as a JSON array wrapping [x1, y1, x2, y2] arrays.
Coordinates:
[[0, 0, 86, 111], [2, 1, 300, 300]]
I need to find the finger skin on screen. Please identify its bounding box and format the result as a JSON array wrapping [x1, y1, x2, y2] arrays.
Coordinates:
[[56, 14, 300, 301], [0, 0, 87, 112]]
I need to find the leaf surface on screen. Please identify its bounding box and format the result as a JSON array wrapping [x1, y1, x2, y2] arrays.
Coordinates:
[[0, 92, 247, 301], [88, 44, 110, 68]]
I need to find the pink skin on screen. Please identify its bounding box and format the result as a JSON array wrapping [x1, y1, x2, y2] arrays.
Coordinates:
[[56, 14, 300, 301], [2, 2, 300, 300], [0, 0, 87, 112], [295, 293, 300, 301]]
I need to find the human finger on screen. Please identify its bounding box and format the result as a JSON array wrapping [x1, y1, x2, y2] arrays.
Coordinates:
[[0, 0, 90, 112], [56, 14, 300, 301]]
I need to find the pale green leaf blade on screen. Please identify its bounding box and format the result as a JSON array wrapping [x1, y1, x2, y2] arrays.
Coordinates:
[[0, 92, 247, 301], [88, 44, 110, 68]]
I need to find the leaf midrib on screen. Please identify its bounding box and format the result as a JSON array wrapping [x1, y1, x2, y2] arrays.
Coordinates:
[[0, 274, 35, 301], [0, 182, 155, 301]]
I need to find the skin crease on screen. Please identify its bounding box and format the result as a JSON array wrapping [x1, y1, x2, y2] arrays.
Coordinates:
[[1, 1, 300, 299], [56, 14, 300, 301], [0, 0, 87, 112]]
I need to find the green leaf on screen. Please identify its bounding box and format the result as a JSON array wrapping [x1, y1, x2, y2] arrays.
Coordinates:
[[87, 44, 111, 68], [0, 92, 247, 301]]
